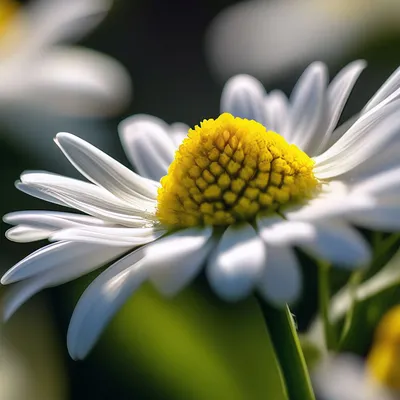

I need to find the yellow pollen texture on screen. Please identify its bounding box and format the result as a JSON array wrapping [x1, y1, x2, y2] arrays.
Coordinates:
[[157, 113, 318, 228]]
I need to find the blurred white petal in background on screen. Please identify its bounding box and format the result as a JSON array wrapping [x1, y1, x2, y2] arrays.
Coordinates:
[[0, 0, 131, 116], [206, 0, 400, 83], [312, 354, 394, 400]]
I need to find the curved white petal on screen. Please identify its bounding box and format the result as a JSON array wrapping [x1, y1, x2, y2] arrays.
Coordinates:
[[145, 226, 214, 296], [4, 210, 111, 230], [118, 114, 175, 181], [25, 0, 112, 49], [282, 182, 369, 222], [220, 74, 267, 124], [325, 113, 359, 150], [284, 62, 327, 151], [258, 217, 370, 267], [348, 198, 400, 231], [67, 247, 148, 360], [264, 90, 288, 134], [258, 217, 315, 246], [352, 166, 400, 198], [55, 132, 158, 202], [2, 244, 127, 321], [258, 246, 301, 305], [19, 172, 155, 226], [5, 210, 111, 226], [5, 226, 53, 243], [207, 223, 266, 301], [27, 47, 132, 117], [300, 222, 371, 268], [364, 66, 400, 113], [51, 226, 165, 247], [16, 182, 68, 208], [314, 99, 400, 179], [342, 142, 400, 183], [1, 241, 117, 284], [314, 60, 366, 154]]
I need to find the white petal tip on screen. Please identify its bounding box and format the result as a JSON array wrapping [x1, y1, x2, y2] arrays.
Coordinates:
[[1, 274, 11, 285], [54, 132, 74, 143]]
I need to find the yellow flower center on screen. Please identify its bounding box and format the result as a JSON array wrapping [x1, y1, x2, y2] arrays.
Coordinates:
[[156, 113, 319, 228]]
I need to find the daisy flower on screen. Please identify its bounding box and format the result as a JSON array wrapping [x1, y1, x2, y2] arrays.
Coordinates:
[[313, 305, 400, 400], [3, 60, 400, 359], [0, 0, 131, 116]]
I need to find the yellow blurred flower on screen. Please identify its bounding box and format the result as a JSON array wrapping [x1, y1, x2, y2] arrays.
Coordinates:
[[368, 305, 400, 391]]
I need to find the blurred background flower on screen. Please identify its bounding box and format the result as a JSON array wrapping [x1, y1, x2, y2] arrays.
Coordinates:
[[205, 0, 400, 84], [0, 0, 132, 170], [0, 0, 131, 116], [312, 304, 400, 399]]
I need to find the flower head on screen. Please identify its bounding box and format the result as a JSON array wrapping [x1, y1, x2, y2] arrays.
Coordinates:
[[157, 113, 318, 227], [313, 305, 400, 399], [3, 60, 400, 359]]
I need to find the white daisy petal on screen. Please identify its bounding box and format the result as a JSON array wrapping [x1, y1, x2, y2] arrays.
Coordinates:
[[67, 247, 148, 360], [26, 0, 112, 49], [352, 167, 400, 198], [314, 60, 366, 154], [118, 115, 176, 181], [2, 244, 127, 321], [51, 226, 165, 247], [284, 62, 327, 151], [207, 223, 266, 301], [1, 241, 124, 284], [257, 217, 315, 246], [20, 172, 153, 211], [343, 142, 400, 183], [314, 99, 400, 179], [348, 199, 400, 231], [364, 66, 400, 113], [324, 113, 359, 151], [264, 90, 289, 134], [282, 182, 370, 222], [4, 210, 111, 230], [16, 182, 68, 208], [5, 226, 53, 243], [220, 74, 267, 123], [145, 226, 214, 296], [258, 217, 370, 267], [258, 246, 302, 305], [299, 222, 371, 268], [19, 172, 154, 226], [55, 132, 158, 202], [27, 47, 131, 117]]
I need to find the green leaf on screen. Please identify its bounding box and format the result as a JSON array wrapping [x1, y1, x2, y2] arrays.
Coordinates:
[[299, 335, 323, 372], [257, 300, 315, 400], [92, 283, 288, 400], [318, 261, 338, 350]]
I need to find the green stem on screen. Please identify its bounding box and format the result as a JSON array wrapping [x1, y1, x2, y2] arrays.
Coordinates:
[[257, 297, 316, 400], [318, 261, 337, 350], [337, 270, 363, 349]]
